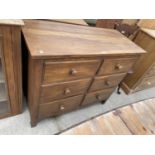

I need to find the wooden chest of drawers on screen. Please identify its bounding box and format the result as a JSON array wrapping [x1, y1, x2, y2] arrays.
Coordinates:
[[121, 28, 155, 93], [22, 20, 145, 126]]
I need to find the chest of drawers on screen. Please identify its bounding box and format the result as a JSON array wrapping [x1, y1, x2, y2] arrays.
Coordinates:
[[22, 20, 145, 127], [121, 28, 155, 93]]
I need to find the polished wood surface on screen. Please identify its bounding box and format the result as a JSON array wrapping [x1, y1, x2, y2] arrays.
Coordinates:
[[22, 20, 145, 59], [82, 88, 115, 106], [43, 60, 100, 84], [22, 20, 144, 126], [98, 57, 137, 75], [122, 28, 155, 93], [41, 78, 91, 103], [39, 95, 83, 119], [90, 73, 126, 92], [61, 98, 155, 135]]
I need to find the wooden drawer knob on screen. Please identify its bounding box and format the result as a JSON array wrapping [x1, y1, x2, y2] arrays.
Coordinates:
[[70, 68, 77, 75], [147, 81, 151, 85], [96, 95, 102, 101], [105, 80, 111, 86], [60, 105, 65, 111], [115, 64, 123, 70], [64, 88, 71, 95]]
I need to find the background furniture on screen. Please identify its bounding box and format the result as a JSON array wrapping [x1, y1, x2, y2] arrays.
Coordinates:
[[45, 19, 88, 26], [121, 28, 155, 93], [22, 20, 144, 127], [0, 20, 24, 119], [96, 19, 139, 39]]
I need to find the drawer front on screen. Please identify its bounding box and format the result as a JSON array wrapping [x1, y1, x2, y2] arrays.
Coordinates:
[[82, 88, 115, 106], [135, 76, 155, 91], [89, 73, 126, 92], [39, 95, 83, 119], [98, 58, 136, 75], [43, 60, 100, 84], [41, 78, 91, 103]]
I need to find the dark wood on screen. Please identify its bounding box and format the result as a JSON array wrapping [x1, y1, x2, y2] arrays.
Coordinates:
[[96, 19, 122, 29], [121, 28, 155, 93], [39, 95, 83, 119], [0, 21, 23, 119], [89, 73, 126, 92], [43, 60, 100, 84], [82, 88, 115, 106], [22, 20, 144, 126], [41, 78, 91, 103], [98, 57, 137, 75]]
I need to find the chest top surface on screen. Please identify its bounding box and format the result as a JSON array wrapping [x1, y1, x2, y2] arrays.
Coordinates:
[[0, 19, 24, 26], [22, 20, 145, 59]]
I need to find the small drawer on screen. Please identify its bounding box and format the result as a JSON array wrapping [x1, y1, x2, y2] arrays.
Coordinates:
[[98, 58, 136, 75], [89, 73, 126, 92], [82, 88, 115, 106], [43, 60, 100, 84], [41, 78, 91, 103], [39, 95, 83, 119], [135, 76, 155, 91]]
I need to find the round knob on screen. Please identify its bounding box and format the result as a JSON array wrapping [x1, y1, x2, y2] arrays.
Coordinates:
[[128, 70, 134, 74], [64, 88, 71, 95], [60, 105, 65, 111], [121, 30, 125, 34], [115, 64, 123, 70], [105, 80, 111, 86], [147, 81, 151, 85], [70, 69, 77, 75], [96, 95, 102, 101]]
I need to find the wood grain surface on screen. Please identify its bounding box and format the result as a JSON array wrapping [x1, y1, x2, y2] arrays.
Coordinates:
[[22, 20, 145, 59]]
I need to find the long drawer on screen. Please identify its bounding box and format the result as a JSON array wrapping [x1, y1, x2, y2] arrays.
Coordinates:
[[43, 60, 100, 84], [41, 78, 91, 103], [89, 73, 126, 92], [135, 76, 155, 91], [98, 58, 136, 75], [82, 88, 115, 106], [39, 95, 83, 119]]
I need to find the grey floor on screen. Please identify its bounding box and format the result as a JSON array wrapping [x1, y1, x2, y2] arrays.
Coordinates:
[[0, 87, 155, 135]]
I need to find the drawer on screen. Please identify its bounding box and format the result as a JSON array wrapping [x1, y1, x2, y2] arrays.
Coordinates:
[[98, 58, 136, 75], [82, 88, 115, 106], [89, 73, 126, 92], [43, 60, 100, 84], [41, 78, 91, 103], [39, 95, 83, 119], [135, 76, 155, 91]]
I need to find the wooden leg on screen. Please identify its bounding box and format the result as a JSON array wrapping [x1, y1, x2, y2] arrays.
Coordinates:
[[31, 120, 37, 127], [101, 101, 106, 104], [117, 84, 121, 94]]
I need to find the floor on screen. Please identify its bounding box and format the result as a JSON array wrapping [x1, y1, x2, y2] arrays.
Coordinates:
[[0, 87, 155, 134], [61, 98, 155, 135]]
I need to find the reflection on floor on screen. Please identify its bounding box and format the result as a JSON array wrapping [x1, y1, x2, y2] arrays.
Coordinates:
[[61, 98, 155, 135]]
